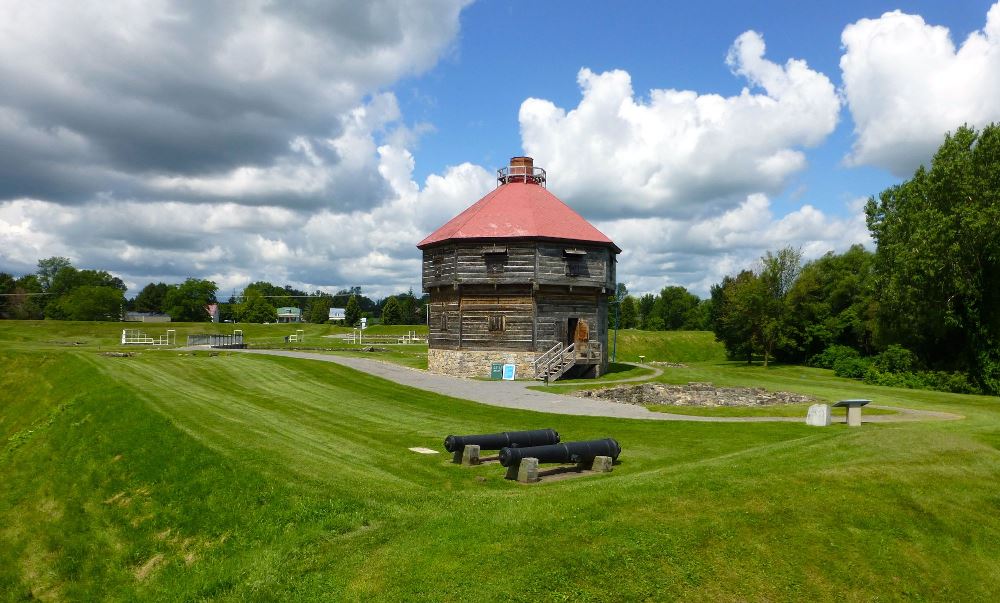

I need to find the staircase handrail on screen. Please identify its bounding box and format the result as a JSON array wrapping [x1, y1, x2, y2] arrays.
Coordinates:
[[534, 342, 564, 375]]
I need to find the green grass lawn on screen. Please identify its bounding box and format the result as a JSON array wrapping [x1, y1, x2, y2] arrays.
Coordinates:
[[612, 329, 727, 363], [2, 324, 1000, 600]]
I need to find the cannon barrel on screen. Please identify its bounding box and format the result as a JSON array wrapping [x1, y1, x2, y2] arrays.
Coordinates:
[[443, 428, 560, 453], [499, 438, 621, 467]]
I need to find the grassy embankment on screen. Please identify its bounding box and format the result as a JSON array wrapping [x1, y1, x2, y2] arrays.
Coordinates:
[[1, 322, 999, 600], [0, 320, 430, 369]]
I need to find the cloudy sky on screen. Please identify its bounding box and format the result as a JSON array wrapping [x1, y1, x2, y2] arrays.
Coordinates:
[[2, 0, 999, 299]]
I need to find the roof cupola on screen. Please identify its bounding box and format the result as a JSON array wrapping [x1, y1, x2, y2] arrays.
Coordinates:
[[498, 156, 546, 187]]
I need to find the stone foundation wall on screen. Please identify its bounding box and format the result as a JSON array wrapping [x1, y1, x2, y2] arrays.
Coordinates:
[[427, 348, 537, 379]]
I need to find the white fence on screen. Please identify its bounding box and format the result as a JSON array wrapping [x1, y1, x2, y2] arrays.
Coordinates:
[[122, 329, 176, 346], [347, 330, 425, 345]]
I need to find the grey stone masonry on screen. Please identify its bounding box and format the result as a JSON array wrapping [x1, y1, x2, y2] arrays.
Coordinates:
[[428, 348, 536, 379]]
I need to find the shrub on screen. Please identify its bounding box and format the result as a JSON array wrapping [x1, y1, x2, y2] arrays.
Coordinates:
[[873, 344, 919, 373], [862, 367, 978, 394], [833, 356, 872, 379], [810, 345, 860, 369]]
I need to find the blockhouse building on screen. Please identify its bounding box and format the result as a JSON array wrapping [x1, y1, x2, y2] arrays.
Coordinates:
[[417, 156, 621, 380]]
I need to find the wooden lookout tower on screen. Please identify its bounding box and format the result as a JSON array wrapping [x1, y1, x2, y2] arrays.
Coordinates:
[[418, 156, 621, 381]]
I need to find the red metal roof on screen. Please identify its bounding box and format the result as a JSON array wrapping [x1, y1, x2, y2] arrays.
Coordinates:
[[417, 182, 620, 252]]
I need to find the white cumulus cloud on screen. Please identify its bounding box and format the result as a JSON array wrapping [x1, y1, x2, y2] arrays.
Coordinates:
[[519, 31, 840, 219], [841, 2, 1000, 175]]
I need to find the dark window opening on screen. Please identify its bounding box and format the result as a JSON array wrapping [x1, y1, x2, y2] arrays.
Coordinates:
[[564, 248, 588, 277], [440, 312, 449, 332], [488, 315, 505, 332], [484, 246, 507, 276], [433, 254, 444, 277], [486, 256, 505, 275]]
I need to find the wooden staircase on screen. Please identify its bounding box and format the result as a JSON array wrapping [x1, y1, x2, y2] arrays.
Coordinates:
[[533, 341, 602, 383]]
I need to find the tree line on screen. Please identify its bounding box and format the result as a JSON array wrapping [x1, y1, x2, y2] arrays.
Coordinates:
[[708, 124, 999, 395], [0, 260, 427, 326]]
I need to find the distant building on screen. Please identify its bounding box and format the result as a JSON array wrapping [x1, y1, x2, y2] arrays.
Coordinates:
[[124, 311, 171, 323], [277, 307, 302, 323], [329, 307, 346, 322]]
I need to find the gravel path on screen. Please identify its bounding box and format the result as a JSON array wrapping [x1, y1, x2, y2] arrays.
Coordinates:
[[200, 347, 963, 424]]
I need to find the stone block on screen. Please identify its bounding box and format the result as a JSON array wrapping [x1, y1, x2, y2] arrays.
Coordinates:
[[517, 457, 539, 483], [847, 405, 863, 427], [461, 444, 480, 466], [591, 455, 613, 473], [805, 403, 831, 426]]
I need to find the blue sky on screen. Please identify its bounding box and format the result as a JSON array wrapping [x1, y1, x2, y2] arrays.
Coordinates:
[[403, 0, 993, 216], [1, 1, 999, 298]]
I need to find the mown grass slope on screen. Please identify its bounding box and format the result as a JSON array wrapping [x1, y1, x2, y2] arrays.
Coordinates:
[[2, 321, 1000, 600], [612, 329, 726, 363]]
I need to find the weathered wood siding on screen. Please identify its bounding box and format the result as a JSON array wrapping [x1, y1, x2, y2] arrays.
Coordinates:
[[535, 243, 613, 290], [422, 242, 615, 291], [427, 286, 534, 351], [534, 288, 606, 352]]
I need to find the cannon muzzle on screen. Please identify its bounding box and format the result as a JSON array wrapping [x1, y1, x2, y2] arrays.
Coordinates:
[[498, 438, 621, 467], [443, 428, 560, 453]]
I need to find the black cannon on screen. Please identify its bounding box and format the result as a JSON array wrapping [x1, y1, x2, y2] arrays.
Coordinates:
[[444, 428, 560, 454], [499, 438, 621, 468]]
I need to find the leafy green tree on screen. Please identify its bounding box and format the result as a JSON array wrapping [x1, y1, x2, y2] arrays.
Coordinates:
[[784, 245, 876, 361], [0, 272, 13, 318], [131, 282, 170, 313], [380, 296, 403, 325], [163, 278, 218, 322], [6, 275, 44, 319], [44, 266, 126, 319], [637, 293, 656, 329], [755, 247, 802, 366], [709, 247, 801, 366], [710, 270, 760, 364], [866, 124, 1000, 392], [620, 295, 638, 329], [307, 295, 332, 324], [50, 286, 124, 321], [36, 256, 71, 291], [653, 286, 701, 330], [235, 288, 277, 323], [345, 295, 361, 327]]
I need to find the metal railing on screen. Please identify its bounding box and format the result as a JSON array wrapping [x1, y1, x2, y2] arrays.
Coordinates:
[[497, 165, 546, 186]]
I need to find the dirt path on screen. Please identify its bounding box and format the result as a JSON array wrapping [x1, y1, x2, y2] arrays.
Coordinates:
[[195, 348, 963, 424]]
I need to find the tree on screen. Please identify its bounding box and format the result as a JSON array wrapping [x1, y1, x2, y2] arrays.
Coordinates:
[[5, 275, 44, 319], [710, 270, 760, 364], [307, 295, 332, 324], [784, 245, 876, 362], [755, 247, 802, 366], [380, 296, 403, 325], [345, 295, 361, 327], [709, 247, 801, 366], [654, 286, 701, 330], [620, 295, 638, 329], [163, 278, 218, 322], [49, 286, 124, 321], [866, 123, 1000, 392], [36, 256, 71, 291], [132, 282, 170, 313], [235, 288, 277, 323], [637, 294, 657, 329]]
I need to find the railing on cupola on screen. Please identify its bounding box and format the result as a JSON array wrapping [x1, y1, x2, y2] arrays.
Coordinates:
[[497, 156, 546, 187]]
